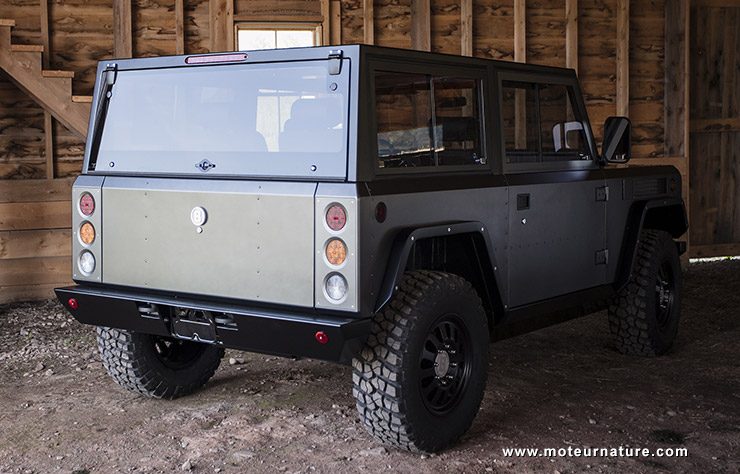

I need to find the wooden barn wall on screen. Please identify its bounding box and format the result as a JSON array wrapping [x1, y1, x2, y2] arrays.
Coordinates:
[[689, 3, 740, 257], [341, 0, 666, 152]]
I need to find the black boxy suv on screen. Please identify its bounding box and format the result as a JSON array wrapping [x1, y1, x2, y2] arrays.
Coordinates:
[[56, 45, 687, 452]]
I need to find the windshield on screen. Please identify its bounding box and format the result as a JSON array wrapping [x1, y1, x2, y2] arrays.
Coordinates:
[[94, 60, 349, 178]]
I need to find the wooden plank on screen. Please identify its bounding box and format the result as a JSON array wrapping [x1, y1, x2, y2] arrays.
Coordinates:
[[691, 117, 740, 132], [330, 0, 342, 45], [40, 70, 74, 78], [411, 0, 430, 51], [210, 0, 234, 52], [0, 20, 16, 27], [0, 201, 71, 231], [0, 178, 74, 203], [461, 0, 472, 56], [232, 14, 325, 22], [691, 243, 740, 258], [44, 111, 54, 180], [0, 256, 70, 286], [665, 0, 687, 157], [616, 0, 629, 117], [0, 282, 67, 303], [565, 0, 578, 73], [176, 0, 185, 55], [113, 0, 133, 59], [691, 0, 740, 6], [0, 229, 71, 260], [39, 0, 51, 69], [71, 95, 93, 103], [363, 0, 374, 45], [321, 0, 330, 46], [514, 0, 525, 63], [10, 45, 44, 52]]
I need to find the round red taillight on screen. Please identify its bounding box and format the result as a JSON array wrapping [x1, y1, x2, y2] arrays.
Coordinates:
[[326, 205, 346, 232], [315, 331, 328, 344], [68, 298, 78, 309], [80, 193, 95, 216]]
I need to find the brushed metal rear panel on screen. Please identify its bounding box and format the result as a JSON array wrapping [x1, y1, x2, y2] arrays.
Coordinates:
[[102, 177, 316, 307]]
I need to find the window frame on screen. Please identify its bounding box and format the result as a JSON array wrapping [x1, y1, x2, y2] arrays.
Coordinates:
[[369, 60, 490, 176], [234, 22, 322, 51], [496, 70, 599, 174]]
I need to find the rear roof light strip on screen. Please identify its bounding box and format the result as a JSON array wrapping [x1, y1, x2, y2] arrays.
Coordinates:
[[185, 53, 248, 65]]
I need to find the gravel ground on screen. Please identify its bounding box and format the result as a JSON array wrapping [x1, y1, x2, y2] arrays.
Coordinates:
[[0, 259, 738, 473]]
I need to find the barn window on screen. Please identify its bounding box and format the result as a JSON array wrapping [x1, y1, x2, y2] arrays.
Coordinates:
[[236, 23, 321, 51]]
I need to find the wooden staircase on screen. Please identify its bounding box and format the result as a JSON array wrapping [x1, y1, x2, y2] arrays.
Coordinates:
[[0, 19, 91, 140]]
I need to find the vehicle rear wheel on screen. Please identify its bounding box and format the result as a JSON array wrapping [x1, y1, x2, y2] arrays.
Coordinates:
[[608, 229, 682, 356], [352, 271, 489, 452], [97, 327, 224, 399]]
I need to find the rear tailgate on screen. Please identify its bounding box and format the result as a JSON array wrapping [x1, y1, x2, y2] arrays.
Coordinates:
[[101, 177, 316, 307]]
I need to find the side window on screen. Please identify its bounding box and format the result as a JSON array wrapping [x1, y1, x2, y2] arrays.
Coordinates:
[[375, 71, 484, 170], [502, 80, 589, 164]]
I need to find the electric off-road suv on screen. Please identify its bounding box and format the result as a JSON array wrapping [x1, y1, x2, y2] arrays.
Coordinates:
[[56, 45, 687, 452]]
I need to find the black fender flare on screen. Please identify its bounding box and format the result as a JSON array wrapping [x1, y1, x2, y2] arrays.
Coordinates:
[[614, 197, 688, 292], [374, 221, 500, 313]]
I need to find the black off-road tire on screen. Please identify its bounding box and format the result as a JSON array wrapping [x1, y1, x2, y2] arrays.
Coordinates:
[[352, 271, 489, 452], [97, 327, 224, 399], [608, 229, 682, 356]]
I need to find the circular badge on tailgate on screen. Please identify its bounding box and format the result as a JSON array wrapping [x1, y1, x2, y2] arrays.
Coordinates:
[[190, 206, 208, 226]]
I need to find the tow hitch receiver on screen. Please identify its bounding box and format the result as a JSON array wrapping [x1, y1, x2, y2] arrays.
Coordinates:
[[171, 308, 219, 343]]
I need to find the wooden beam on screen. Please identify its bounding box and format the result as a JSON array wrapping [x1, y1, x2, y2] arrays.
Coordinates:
[[0, 202, 71, 231], [113, 0, 133, 59], [210, 0, 234, 52], [411, 0, 431, 52], [690, 117, 740, 133], [461, 0, 473, 56], [44, 111, 54, 180], [616, 0, 629, 117], [0, 229, 72, 260], [175, 0, 185, 55], [691, 0, 740, 6], [665, 0, 688, 156], [330, 0, 341, 46], [320, 0, 330, 46], [514, 0, 526, 63], [0, 178, 73, 204], [565, 0, 578, 73], [690, 243, 740, 258], [39, 0, 51, 70], [363, 0, 374, 45]]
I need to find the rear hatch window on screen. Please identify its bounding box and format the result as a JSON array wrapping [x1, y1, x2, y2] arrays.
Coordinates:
[[93, 60, 349, 179]]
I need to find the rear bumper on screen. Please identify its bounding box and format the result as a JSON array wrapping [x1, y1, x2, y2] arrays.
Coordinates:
[[55, 286, 370, 365]]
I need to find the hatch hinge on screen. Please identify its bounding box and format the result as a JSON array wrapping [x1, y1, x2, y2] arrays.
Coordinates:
[[595, 249, 609, 265], [596, 185, 609, 202], [328, 50, 343, 75]]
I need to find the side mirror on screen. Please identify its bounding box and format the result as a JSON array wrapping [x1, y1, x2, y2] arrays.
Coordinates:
[[601, 116, 631, 164]]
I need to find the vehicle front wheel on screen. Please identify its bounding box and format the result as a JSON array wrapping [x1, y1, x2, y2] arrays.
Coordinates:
[[352, 271, 489, 452], [97, 327, 224, 399], [608, 229, 682, 356]]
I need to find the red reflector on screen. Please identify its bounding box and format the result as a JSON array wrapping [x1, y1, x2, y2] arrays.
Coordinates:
[[68, 298, 78, 309], [315, 331, 328, 344], [375, 202, 387, 223], [185, 53, 248, 65]]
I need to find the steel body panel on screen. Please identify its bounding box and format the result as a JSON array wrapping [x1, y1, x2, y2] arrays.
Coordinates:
[[506, 170, 607, 307], [101, 177, 317, 307], [359, 174, 509, 316], [55, 285, 370, 364]]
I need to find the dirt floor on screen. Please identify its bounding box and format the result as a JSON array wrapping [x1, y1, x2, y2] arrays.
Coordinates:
[[0, 259, 738, 474]]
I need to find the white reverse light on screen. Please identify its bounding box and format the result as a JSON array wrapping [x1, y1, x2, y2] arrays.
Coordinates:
[[79, 250, 96, 275], [325, 274, 347, 301]]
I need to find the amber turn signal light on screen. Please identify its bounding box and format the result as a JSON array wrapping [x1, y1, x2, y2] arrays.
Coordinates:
[[326, 239, 347, 266], [80, 222, 95, 245]]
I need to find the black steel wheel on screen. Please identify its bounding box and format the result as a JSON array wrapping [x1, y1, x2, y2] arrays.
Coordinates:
[[97, 327, 224, 399], [419, 314, 473, 415], [353, 271, 489, 452], [609, 229, 682, 356]]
